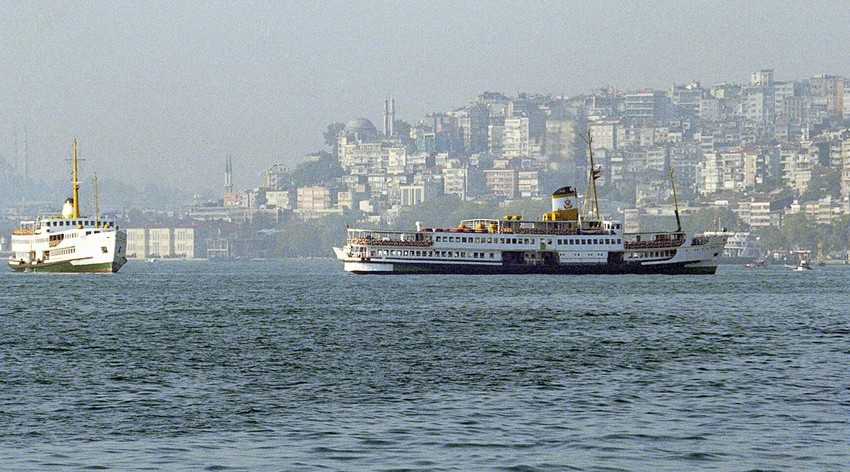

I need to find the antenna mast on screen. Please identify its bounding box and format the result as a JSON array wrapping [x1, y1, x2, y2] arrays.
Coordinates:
[[670, 165, 682, 233], [582, 130, 601, 221], [93, 172, 100, 227], [72, 138, 80, 218]]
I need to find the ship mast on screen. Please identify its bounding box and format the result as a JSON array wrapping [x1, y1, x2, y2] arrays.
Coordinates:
[[670, 165, 682, 233], [93, 172, 99, 227], [582, 130, 601, 222], [72, 138, 80, 219]]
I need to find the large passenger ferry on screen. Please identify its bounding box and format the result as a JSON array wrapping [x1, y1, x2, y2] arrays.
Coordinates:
[[334, 136, 727, 275], [8, 139, 128, 273]]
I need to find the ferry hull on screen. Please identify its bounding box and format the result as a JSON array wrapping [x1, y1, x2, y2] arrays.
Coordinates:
[[343, 260, 717, 275], [8, 257, 127, 273]]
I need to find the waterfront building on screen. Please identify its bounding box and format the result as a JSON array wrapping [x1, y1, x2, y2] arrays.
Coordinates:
[[261, 164, 290, 190], [809, 74, 845, 114], [698, 151, 746, 195], [517, 170, 540, 198], [588, 121, 618, 150], [842, 138, 850, 201], [623, 90, 669, 121], [670, 81, 703, 116], [296, 186, 334, 211], [484, 168, 517, 199], [779, 146, 813, 192], [265, 190, 294, 209], [443, 164, 469, 200]]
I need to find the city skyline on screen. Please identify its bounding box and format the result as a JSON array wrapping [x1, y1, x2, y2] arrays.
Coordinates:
[[2, 0, 850, 193]]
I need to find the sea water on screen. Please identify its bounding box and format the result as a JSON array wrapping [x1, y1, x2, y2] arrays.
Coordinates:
[[1, 260, 848, 471]]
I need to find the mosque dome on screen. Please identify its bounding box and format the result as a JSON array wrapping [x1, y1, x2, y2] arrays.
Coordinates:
[[344, 118, 378, 140]]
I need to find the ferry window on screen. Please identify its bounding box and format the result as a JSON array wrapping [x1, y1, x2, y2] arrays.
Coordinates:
[[593, 239, 598, 245], [462, 237, 467, 243], [490, 253, 495, 259]]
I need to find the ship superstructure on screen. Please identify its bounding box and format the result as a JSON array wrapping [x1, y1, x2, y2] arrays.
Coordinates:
[[8, 139, 127, 273]]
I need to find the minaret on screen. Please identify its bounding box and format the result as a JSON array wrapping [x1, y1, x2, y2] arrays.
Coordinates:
[[383, 99, 390, 136], [389, 97, 395, 137], [224, 155, 233, 193]]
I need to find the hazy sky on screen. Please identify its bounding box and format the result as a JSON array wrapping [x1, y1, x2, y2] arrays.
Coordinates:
[[2, 0, 849, 193]]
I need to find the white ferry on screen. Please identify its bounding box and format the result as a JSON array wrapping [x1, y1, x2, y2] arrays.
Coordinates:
[[335, 136, 727, 275], [8, 140, 128, 273], [701, 231, 764, 264]]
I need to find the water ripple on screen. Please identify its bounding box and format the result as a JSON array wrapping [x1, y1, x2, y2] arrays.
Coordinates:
[[0, 261, 848, 470]]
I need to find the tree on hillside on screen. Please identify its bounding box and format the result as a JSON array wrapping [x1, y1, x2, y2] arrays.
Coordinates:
[[290, 150, 343, 187], [323, 123, 346, 153], [393, 120, 412, 139], [800, 166, 841, 202], [681, 205, 740, 234]]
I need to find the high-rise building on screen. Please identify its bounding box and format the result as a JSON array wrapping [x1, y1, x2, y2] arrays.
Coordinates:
[[750, 69, 774, 87]]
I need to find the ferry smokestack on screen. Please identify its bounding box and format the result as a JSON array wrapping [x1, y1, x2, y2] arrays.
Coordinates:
[[548, 186, 579, 221]]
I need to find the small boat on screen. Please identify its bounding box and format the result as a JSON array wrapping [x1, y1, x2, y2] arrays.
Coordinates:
[[743, 258, 766, 269], [785, 251, 812, 271]]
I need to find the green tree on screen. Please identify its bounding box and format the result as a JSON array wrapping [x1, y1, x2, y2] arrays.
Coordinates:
[[272, 214, 349, 258], [323, 123, 346, 153], [681, 206, 740, 234], [393, 120, 412, 139], [800, 166, 841, 202], [290, 151, 343, 187]]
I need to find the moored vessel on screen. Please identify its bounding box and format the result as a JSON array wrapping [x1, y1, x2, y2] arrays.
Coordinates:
[[7, 139, 128, 273], [335, 134, 727, 275], [702, 231, 764, 264]]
